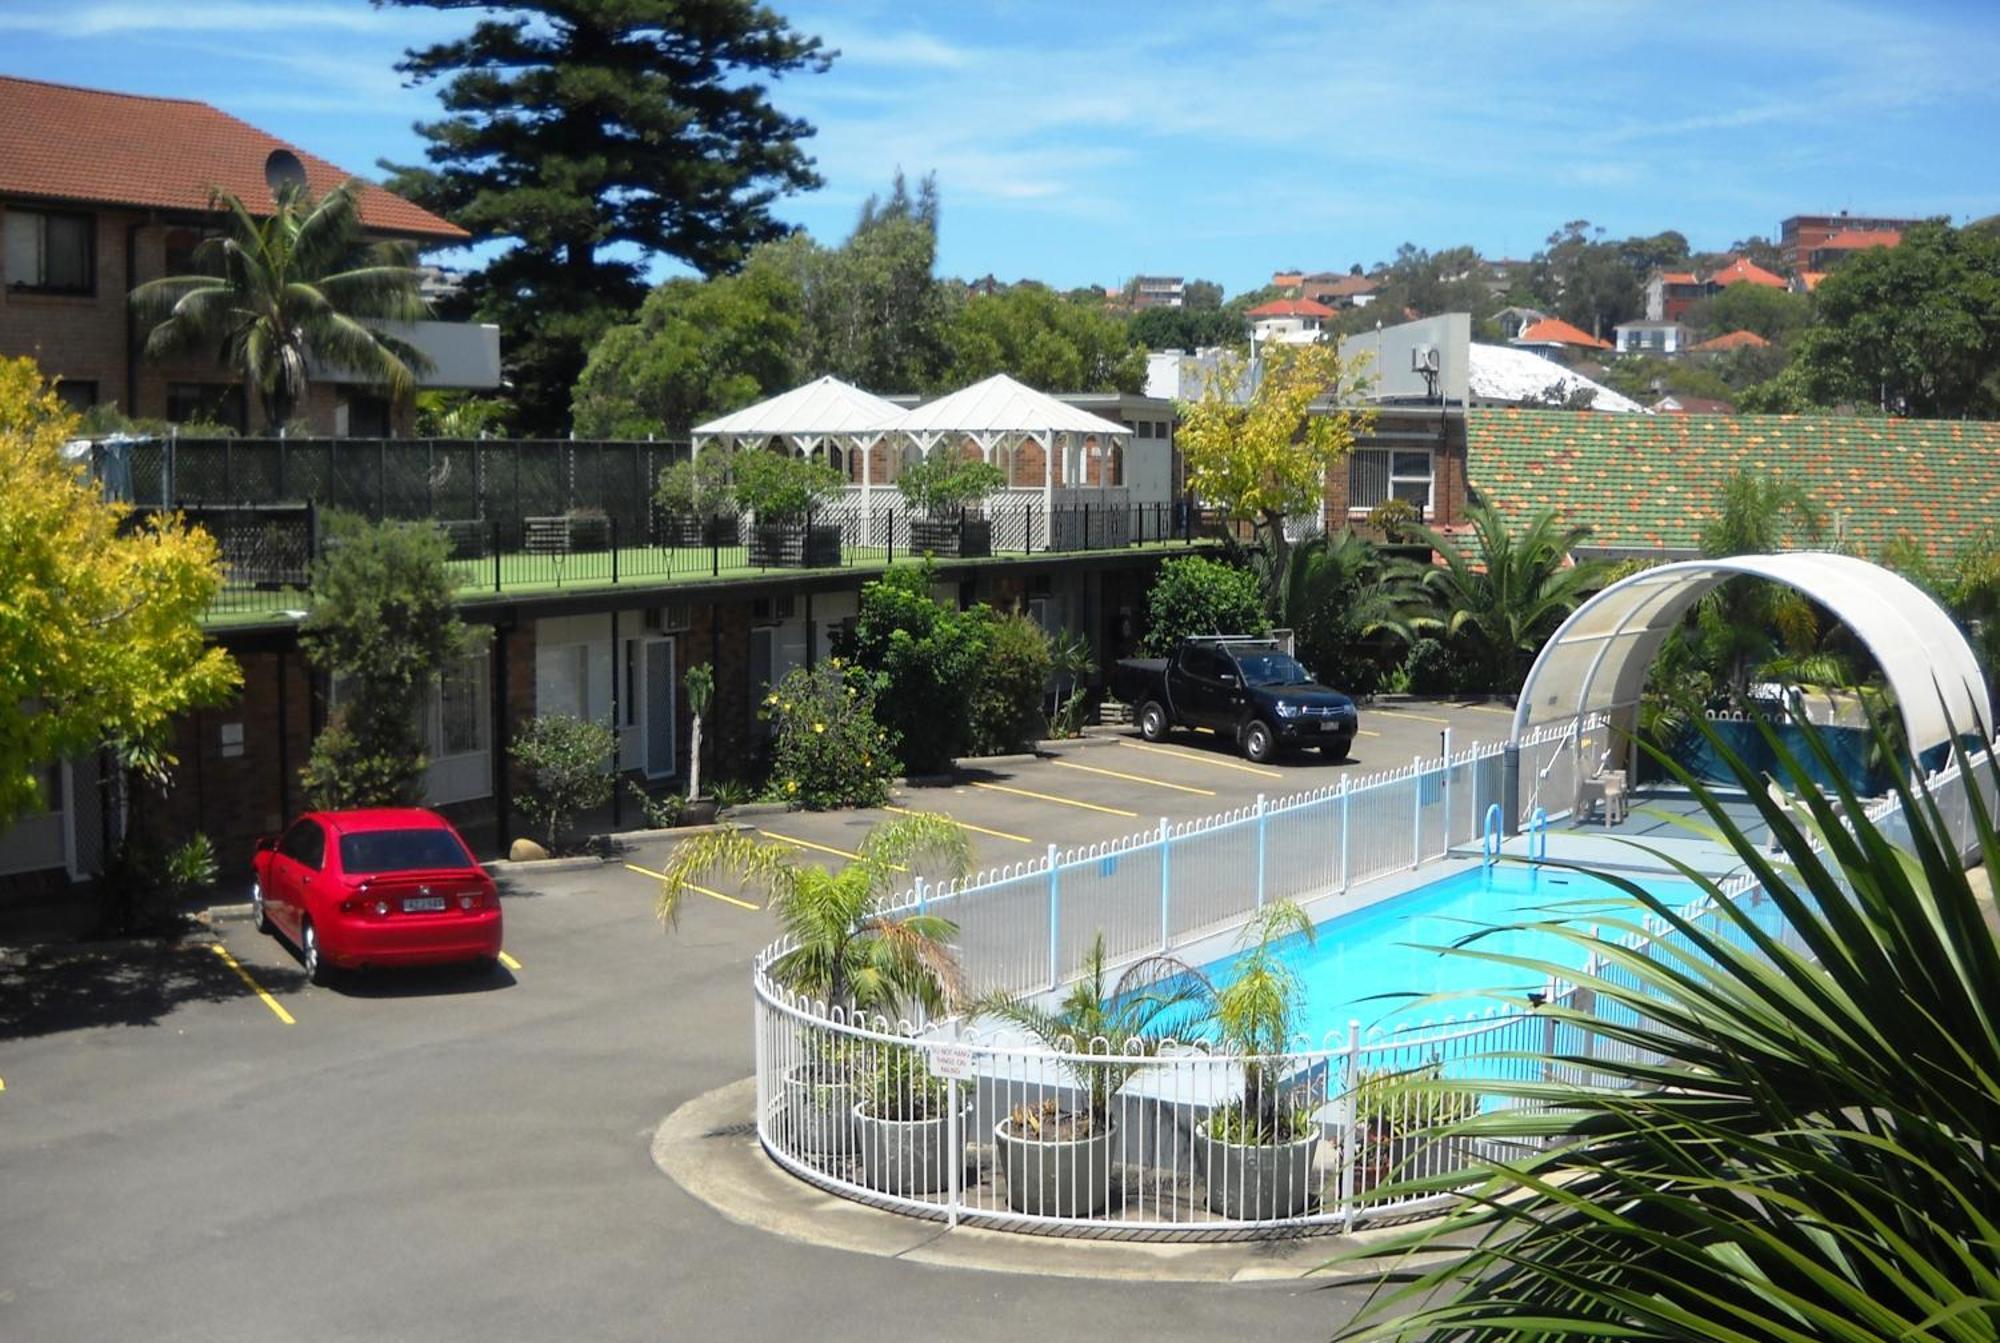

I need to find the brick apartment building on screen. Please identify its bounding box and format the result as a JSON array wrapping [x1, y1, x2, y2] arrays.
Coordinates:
[[1778, 211, 1927, 272], [0, 75, 496, 434]]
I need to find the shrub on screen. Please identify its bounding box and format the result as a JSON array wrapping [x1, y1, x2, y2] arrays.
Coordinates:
[[94, 831, 217, 937], [970, 614, 1053, 754], [732, 448, 842, 525], [834, 563, 990, 774], [654, 444, 736, 521], [511, 713, 618, 850], [765, 661, 897, 809], [299, 513, 467, 808], [1142, 555, 1270, 654], [895, 452, 1005, 519], [1366, 497, 1419, 541], [1397, 636, 1488, 696]]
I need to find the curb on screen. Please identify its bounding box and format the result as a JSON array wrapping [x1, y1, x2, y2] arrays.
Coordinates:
[[649, 1078, 1455, 1284]]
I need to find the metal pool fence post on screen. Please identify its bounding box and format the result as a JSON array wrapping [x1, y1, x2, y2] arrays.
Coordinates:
[[1440, 727, 1453, 853], [913, 875, 927, 915], [1411, 755, 1423, 869], [946, 1073, 962, 1230], [1339, 1019, 1362, 1230], [1157, 817, 1172, 951], [1339, 775, 1352, 893], [1254, 793, 1268, 910], [1046, 844, 1061, 990]]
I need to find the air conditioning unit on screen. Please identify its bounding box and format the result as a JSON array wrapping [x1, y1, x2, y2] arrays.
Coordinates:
[[659, 602, 691, 632], [1411, 345, 1441, 373], [774, 594, 796, 621]]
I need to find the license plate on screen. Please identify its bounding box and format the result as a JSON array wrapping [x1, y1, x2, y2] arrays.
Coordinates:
[[403, 895, 447, 913], [1320, 721, 1343, 733]]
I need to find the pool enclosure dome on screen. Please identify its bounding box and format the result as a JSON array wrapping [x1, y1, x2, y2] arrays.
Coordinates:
[[1511, 551, 1991, 765]]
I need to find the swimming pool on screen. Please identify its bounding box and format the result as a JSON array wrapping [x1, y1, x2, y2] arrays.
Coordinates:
[[1196, 863, 1712, 1040]]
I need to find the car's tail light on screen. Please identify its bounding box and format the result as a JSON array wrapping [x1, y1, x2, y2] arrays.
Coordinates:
[[458, 891, 479, 911]]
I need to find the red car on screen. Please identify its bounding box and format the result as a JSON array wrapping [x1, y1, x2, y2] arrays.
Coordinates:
[[251, 808, 502, 984]]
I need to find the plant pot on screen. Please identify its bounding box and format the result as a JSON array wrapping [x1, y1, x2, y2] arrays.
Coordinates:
[[1356, 1128, 1475, 1194], [994, 1116, 1114, 1217], [908, 517, 993, 558], [749, 522, 842, 568], [778, 1067, 857, 1157], [667, 514, 739, 548], [1196, 1120, 1321, 1220], [681, 798, 719, 827], [852, 1102, 965, 1195]]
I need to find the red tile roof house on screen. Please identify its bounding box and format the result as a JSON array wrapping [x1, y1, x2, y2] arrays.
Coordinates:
[[1509, 316, 1613, 359], [1690, 329, 1771, 353], [0, 76, 491, 435], [1806, 228, 1902, 271]]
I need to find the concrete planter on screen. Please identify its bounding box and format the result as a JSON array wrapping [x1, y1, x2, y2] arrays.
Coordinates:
[[852, 1103, 964, 1195], [1196, 1121, 1321, 1220], [908, 517, 993, 558], [749, 522, 842, 568], [778, 1067, 857, 1157], [994, 1117, 1114, 1217]]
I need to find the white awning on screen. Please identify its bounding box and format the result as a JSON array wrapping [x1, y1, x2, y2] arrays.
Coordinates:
[[1513, 552, 1991, 763], [692, 376, 903, 445], [889, 373, 1130, 447]]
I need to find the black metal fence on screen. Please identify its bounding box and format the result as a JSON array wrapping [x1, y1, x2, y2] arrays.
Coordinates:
[[180, 497, 1203, 621]]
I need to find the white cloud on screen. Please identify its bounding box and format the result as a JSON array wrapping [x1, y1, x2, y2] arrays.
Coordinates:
[[0, 2, 404, 36]]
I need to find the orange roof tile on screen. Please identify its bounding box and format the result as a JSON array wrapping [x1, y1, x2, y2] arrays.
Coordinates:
[[1514, 317, 1612, 350], [1813, 229, 1901, 252], [1658, 270, 1699, 285], [1798, 271, 1827, 292], [1691, 329, 1771, 352], [1248, 297, 1335, 318], [1708, 256, 1787, 289], [0, 75, 466, 242]]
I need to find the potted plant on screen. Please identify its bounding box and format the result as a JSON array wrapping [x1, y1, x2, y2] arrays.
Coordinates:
[[852, 1043, 966, 1195], [734, 450, 843, 567], [655, 445, 739, 546], [974, 933, 1210, 1217], [655, 813, 973, 1158], [682, 662, 716, 824], [1196, 901, 1323, 1220], [1351, 1061, 1481, 1195], [897, 453, 1004, 558], [562, 504, 611, 552]]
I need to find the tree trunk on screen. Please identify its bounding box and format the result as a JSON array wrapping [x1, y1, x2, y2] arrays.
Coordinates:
[[1259, 508, 1290, 583], [687, 714, 704, 802]]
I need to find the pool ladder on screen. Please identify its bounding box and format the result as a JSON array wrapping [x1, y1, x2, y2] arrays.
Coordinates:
[[1483, 804, 1550, 865]]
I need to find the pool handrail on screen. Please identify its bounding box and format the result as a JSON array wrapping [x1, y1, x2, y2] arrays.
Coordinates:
[[1528, 806, 1549, 862], [1482, 802, 1503, 865]]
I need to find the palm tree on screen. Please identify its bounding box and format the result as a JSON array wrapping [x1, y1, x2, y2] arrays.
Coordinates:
[[1405, 505, 1603, 692], [971, 932, 1211, 1127], [1272, 528, 1418, 691], [1334, 723, 2000, 1341], [1047, 630, 1096, 738], [132, 179, 431, 431], [1692, 469, 1829, 703], [656, 812, 972, 1015]]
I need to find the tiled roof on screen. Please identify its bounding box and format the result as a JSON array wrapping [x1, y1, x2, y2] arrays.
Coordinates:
[[1310, 274, 1379, 297], [1798, 271, 1827, 292], [1658, 270, 1700, 285], [1466, 408, 2000, 556], [1651, 395, 1737, 415], [1513, 317, 1612, 349], [1813, 229, 1901, 252], [1708, 256, 1788, 289], [0, 75, 466, 241], [1248, 297, 1335, 318], [1690, 329, 1770, 352]]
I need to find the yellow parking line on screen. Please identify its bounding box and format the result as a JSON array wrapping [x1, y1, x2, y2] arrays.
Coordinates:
[[498, 951, 523, 972], [1377, 708, 1450, 724], [883, 804, 1033, 845], [759, 830, 905, 871], [623, 862, 761, 911], [1463, 703, 1515, 716], [210, 944, 295, 1025], [1049, 758, 1215, 796], [1118, 739, 1283, 780], [1357, 729, 1380, 738], [970, 780, 1138, 817]]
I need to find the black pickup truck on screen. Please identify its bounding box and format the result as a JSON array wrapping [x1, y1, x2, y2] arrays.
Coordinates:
[[1110, 638, 1359, 763]]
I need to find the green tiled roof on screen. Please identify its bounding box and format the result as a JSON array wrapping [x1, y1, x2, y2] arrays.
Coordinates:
[[1466, 408, 2000, 555]]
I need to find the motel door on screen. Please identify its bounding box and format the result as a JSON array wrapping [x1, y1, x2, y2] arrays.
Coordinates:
[[643, 637, 677, 779]]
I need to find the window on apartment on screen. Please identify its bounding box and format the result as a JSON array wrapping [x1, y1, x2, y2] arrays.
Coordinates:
[[166, 382, 247, 433], [4, 208, 94, 294], [436, 656, 486, 758], [54, 379, 98, 413], [338, 391, 392, 439], [1137, 420, 1153, 439], [163, 227, 224, 277], [1347, 447, 1434, 515]]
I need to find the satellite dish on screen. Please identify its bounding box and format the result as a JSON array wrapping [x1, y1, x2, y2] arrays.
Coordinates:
[[264, 149, 307, 198]]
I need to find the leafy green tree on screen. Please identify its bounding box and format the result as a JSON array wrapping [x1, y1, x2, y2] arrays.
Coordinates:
[[0, 358, 239, 824], [1691, 470, 1829, 702], [571, 265, 800, 436], [731, 448, 841, 525], [894, 452, 1004, 519], [833, 564, 992, 773], [1614, 228, 1691, 276], [940, 284, 1148, 393], [763, 660, 897, 808], [1684, 282, 1811, 343], [656, 813, 970, 1013], [511, 713, 617, 850], [1598, 355, 1738, 404], [132, 180, 430, 430], [1142, 555, 1270, 653], [1335, 729, 2000, 1343], [1527, 220, 1644, 340], [1726, 233, 1788, 273], [1270, 530, 1414, 695], [1183, 278, 1224, 310], [1405, 505, 1603, 691], [298, 514, 468, 808], [380, 0, 831, 433], [1782, 220, 2000, 417], [1128, 304, 1246, 352], [968, 614, 1052, 754]]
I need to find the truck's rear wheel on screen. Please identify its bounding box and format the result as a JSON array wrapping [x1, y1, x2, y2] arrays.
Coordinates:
[[1242, 720, 1277, 764], [1138, 701, 1170, 742]]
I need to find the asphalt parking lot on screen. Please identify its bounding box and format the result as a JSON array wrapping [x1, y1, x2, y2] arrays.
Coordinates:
[[0, 703, 1507, 1342]]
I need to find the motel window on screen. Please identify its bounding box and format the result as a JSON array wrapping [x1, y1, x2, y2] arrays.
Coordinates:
[[1347, 447, 1434, 515], [54, 379, 98, 413], [166, 382, 248, 433], [436, 656, 486, 758], [4, 208, 94, 294]]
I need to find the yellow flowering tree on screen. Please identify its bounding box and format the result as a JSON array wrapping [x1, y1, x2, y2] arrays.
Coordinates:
[[0, 357, 239, 824], [763, 660, 896, 809], [1176, 341, 1374, 571]]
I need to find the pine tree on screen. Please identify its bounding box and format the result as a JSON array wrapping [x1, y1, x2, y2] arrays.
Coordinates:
[[379, 1, 832, 434]]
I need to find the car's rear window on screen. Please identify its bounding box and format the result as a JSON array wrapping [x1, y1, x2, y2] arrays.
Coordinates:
[[338, 828, 473, 874]]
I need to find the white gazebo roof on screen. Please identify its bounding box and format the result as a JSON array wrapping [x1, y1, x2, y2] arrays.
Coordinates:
[[889, 374, 1131, 447], [692, 376, 903, 445], [1513, 552, 1991, 764]]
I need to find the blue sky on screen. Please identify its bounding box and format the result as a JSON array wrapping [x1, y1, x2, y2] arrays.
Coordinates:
[[4, 0, 1998, 293]]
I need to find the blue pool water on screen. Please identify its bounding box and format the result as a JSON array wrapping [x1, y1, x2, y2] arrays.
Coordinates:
[[1198, 864, 1711, 1041]]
